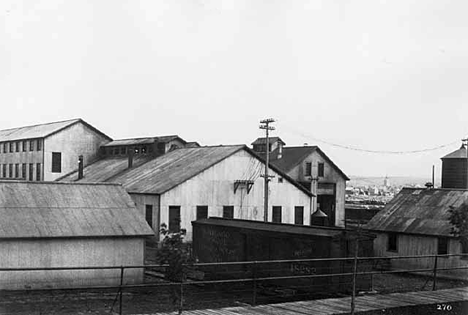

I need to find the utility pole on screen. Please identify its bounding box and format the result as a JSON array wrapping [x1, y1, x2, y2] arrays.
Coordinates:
[[463, 137, 468, 189], [260, 118, 275, 222]]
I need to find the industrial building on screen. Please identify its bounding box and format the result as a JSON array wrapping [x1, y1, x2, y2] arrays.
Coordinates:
[[0, 119, 111, 181], [252, 137, 349, 227], [0, 181, 153, 290], [60, 145, 313, 241]]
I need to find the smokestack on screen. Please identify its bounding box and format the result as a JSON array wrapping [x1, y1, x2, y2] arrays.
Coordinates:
[[78, 155, 84, 180], [128, 147, 134, 168]]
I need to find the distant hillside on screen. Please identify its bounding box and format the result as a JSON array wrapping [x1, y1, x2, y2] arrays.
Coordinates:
[[348, 176, 440, 188]]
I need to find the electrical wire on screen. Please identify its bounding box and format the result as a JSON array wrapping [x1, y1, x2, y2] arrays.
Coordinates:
[[281, 124, 460, 155]]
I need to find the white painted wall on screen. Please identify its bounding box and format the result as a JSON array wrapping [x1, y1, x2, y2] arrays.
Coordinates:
[[159, 150, 312, 241], [0, 238, 146, 290], [373, 232, 468, 280], [288, 150, 347, 227], [44, 122, 110, 181], [130, 194, 160, 236]]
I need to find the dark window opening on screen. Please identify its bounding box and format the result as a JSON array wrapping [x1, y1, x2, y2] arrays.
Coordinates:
[[14, 164, 19, 178], [223, 206, 234, 219], [278, 177, 283, 183], [120, 147, 127, 155], [272, 206, 282, 223], [461, 239, 468, 256], [15, 141, 20, 152], [305, 162, 312, 176], [388, 233, 398, 252], [36, 163, 41, 181], [29, 164, 34, 181], [29, 140, 34, 151], [22, 140, 27, 152], [141, 146, 147, 154], [438, 237, 448, 255], [196, 206, 208, 220], [52, 152, 62, 173], [1, 143, 5, 153], [169, 206, 181, 233], [318, 163, 325, 177], [9, 164, 13, 178], [145, 205, 153, 228], [295, 206, 304, 225], [36, 139, 42, 151], [22, 164, 26, 179], [9, 142, 13, 153]]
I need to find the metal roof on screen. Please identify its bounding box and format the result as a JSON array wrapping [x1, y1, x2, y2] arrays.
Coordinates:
[[0, 118, 111, 142], [0, 181, 153, 239], [365, 188, 468, 237], [269, 146, 350, 180], [102, 135, 186, 147], [193, 217, 355, 238], [251, 137, 286, 145], [441, 145, 468, 159], [58, 155, 153, 182], [108, 145, 312, 196]]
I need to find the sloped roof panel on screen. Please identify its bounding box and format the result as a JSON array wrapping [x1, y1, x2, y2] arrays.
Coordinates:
[[365, 188, 468, 237], [0, 181, 153, 239]]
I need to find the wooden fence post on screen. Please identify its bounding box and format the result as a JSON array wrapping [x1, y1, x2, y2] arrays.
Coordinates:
[[432, 255, 438, 291], [119, 266, 124, 315]]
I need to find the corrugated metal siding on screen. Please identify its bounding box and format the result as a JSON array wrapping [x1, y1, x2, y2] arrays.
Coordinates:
[[0, 119, 80, 142], [442, 159, 467, 189], [366, 188, 468, 236], [0, 181, 154, 238]]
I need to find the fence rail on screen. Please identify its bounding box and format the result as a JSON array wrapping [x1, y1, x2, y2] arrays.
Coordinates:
[[1, 253, 467, 315]]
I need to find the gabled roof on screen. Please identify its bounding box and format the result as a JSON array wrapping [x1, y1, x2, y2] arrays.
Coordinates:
[[102, 135, 186, 147], [441, 145, 467, 159], [251, 137, 286, 145], [269, 146, 350, 180], [0, 118, 112, 142], [57, 155, 153, 182], [0, 181, 153, 239], [365, 187, 468, 237]]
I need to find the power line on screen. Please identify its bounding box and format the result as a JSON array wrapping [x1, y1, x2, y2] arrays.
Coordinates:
[[281, 125, 459, 155]]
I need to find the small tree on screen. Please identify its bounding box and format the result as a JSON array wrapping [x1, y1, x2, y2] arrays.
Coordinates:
[[156, 223, 194, 311], [448, 204, 468, 254]]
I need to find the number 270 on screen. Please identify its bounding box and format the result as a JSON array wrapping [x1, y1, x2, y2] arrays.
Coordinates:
[[437, 304, 452, 311]]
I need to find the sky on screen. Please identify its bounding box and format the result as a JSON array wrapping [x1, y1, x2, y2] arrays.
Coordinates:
[[1, 0, 468, 179]]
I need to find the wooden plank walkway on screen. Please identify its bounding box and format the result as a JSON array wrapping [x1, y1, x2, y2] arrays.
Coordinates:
[[151, 286, 468, 315]]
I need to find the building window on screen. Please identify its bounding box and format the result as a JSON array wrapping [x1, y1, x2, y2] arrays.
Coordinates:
[[9, 142, 13, 153], [51, 152, 62, 173], [438, 237, 448, 255], [0, 164, 2, 177], [14, 164, 19, 178], [36, 163, 41, 181], [29, 164, 34, 181], [223, 206, 234, 219], [318, 163, 325, 177], [15, 141, 20, 152], [2, 143, 6, 153], [387, 233, 398, 252], [168, 206, 181, 233], [141, 146, 147, 154], [22, 140, 27, 152], [36, 139, 42, 151], [29, 140, 34, 151], [145, 204, 153, 228], [305, 162, 312, 176], [21, 164, 26, 179], [120, 147, 127, 155], [196, 205, 208, 220], [272, 206, 282, 223], [9, 164, 13, 178], [2, 164, 6, 178], [278, 177, 283, 183], [294, 206, 304, 225], [461, 240, 468, 257]]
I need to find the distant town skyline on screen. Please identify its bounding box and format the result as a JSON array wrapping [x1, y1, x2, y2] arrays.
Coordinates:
[[2, 1, 467, 178]]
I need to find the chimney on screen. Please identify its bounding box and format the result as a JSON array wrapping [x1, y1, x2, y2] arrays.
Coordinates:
[[128, 146, 134, 168], [78, 155, 84, 180]]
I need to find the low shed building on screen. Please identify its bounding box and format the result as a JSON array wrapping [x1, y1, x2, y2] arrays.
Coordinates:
[[0, 181, 153, 290], [365, 187, 468, 280]]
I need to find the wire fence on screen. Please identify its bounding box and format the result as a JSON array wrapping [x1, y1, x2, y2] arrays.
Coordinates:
[[0, 254, 467, 314]]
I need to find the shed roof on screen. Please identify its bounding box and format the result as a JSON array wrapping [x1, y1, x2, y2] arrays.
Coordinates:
[[441, 145, 467, 159], [193, 217, 356, 238], [365, 187, 468, 237], [102, 135, 186, 147], [0, 181, 153, 239], [251, 137, 286, 145], [0, 118, 111, 142], [57, 155, 153, 182], [270, 146, 350, 180]]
